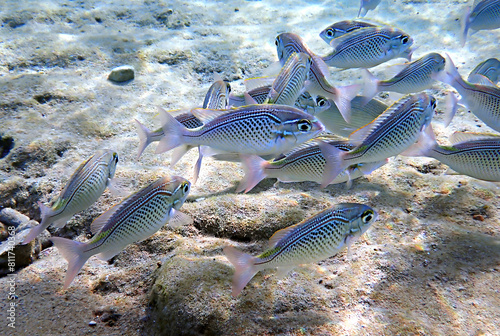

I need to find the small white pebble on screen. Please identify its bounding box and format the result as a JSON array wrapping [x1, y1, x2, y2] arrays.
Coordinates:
[[108, 65, 135, 82], [89, 321, 97, 326]]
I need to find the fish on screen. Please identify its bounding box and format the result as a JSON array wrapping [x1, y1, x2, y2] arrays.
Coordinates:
[[463, 0, 500, 45], [362, 53, 445, 102], [467, 58, 500, 85], [315, 96, 387, 137], [224, 203, 378, 296], [319, 20, 378, 45], [135, 76, 231, 158], [403, 131, 500, 182], [156, 104, 325, 167], [23, 150, 119, 244], [229, 85, 272, 107], [321, 27, 413, 69], [275, 33, 360, 122], [236, 136, 387, 193], [50, 175, 192, 289], [434, 54, 500, 132], [320, 93, 435, 188], [358, 0, 382, 17]]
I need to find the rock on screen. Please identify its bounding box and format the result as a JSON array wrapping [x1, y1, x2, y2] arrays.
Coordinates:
[[0, 214, 45, 275], [89, 321, 97, 326], [147, 239, 331, 335], [108, 65, 135, 82], [0, 207, 30, 228]]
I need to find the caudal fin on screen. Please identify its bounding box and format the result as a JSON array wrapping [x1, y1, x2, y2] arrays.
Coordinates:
[[22, 202, 55, 244], [318, 141, 347, 188], [223, 246, 258, 296], [331, 84, 361, 123], [51, 237, 89, 289], [361, 69, 379, 104], [135, 119, 155, 159], [236, 155, 268, 193], [155, 107, 186, 154]]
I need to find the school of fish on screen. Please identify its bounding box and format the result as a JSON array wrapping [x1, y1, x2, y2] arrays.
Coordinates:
[[27, 0, 500, 296]]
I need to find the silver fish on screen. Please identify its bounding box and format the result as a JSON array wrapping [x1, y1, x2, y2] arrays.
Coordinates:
[[156, 104, 324, 166], [267, 52, 311, 105], [319, 20, 378, 45], [358, 0, 382, 17], [51, 175, 192, 289], [237, 136, 387, 193], [468, 58, 500, 85], [23, 150, 118, 244], [320, 93, 435, 187], [435, 54, 500, 132], [224, 203, 377, 296], [403, 131, 500, 182], [275, 33, 360, 123], [362, 53, 445, 102], [321, 27, 413, 69], [315, 96, 387, 137], [135, 78, 231, 158], [463, 0, 500, 44]]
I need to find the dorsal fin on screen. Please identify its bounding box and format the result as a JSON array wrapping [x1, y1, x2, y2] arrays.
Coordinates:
[[450, 131, 500, 145], [90, 202, 125, 234], [268, 222, 303, 248], [244, 76, 275, 91], [190, 107, 232, 124]]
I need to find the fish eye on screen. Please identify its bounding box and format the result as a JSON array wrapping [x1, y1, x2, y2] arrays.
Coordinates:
[[182, 182, 190, 193], [275, 37, 280, 46], [316, 97, 327, 107], [113, 153, 119, 163], [297, 119, 312, 131], [400, 35, 409, 44], [361, 210, 374, 224], [326, 28, 335, 37], [430, 97, 437, 109]]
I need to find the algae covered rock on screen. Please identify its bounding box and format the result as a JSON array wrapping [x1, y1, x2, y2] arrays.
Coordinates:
[[108, 65, 135, 82]]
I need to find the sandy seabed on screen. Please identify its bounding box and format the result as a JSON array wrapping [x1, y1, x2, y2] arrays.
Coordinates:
[[0, 0, 499, 335]]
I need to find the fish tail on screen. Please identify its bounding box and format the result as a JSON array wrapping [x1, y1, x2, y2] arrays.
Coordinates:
[[331, 84, 361, 123], [442, 91, 459, 127], [192, 146, 204, 184], [236, 155, 268, 193], [318, 141, 347, 188], [50, 237, 89, 289], [135, 119, 154, 159], [155, 107, 186, 154], [433, 54, 465, 90], [361, 69, 379, 104], [358, 1, 367, 17], [400, 124, 437, 157], [22, 202, 54, 244], [462, 6, 472, 46], [223, 246, 258, 296]]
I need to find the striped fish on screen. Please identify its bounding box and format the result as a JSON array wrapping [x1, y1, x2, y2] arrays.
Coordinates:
[[156, 104, 324, 165], [435, 54, 500, 132], [224, 203, 377, 296], [51, 176, 192, 289], [321, 27, 413, 69], [275, 33, 360, 123], [403, 131, 500, 181], [358, 0, 382, 17], [320, 93, 435, 187], [463, 0, 500, 44], [135, 76, 231, 158], [315, 96, 387, 137], [319, 20, 378, 46], [362, 53, 445, 102], [468, 58, 500, 85], [23, 150, 118, 244], [236, 136, 387, 193]]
